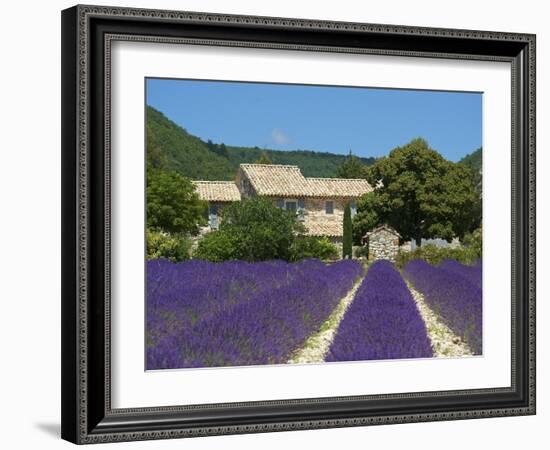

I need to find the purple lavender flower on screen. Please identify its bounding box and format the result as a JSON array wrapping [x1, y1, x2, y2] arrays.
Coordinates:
[[439, 259, 482, 289], [146, 258, 363, 369], [326, 260, 433, 362], [403, 259, 482, 354]]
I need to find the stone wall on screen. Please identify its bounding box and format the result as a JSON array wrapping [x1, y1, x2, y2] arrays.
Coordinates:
[[303, 197, 347, 231], [236, 168, 257, 199], [367, 229, 400, 262], [303, 199, 346, 258]]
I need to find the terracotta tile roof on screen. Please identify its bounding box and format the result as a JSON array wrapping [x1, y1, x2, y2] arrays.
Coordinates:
[[239, 164, 309, 197], [239, 164, 373, 198], [305, 177, 373, 197], [192, 181, 241, 202], [305, 222, 343, 237], [364, 224, 401, 238]]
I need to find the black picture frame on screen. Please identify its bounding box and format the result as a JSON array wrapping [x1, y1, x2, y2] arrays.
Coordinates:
[[61, 4, 536, 444]]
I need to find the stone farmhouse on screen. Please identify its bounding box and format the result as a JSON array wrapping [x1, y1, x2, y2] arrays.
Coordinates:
[[193, 163, 373, 244]]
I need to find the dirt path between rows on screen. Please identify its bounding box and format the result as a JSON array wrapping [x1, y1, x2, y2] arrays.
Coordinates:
[[405, 280, 473, 357], [287, 275, 364, 364]]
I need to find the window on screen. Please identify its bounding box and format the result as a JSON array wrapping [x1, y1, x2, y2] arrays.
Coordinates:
[[285, 201, 297, 212], [281, 199, 303, 220], [325, 201, 334, 214]]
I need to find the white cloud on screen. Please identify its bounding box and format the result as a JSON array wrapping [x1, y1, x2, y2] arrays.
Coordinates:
[[271, 128, 290, 146]]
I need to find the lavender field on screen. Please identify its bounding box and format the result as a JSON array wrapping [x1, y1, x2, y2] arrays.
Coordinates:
[[404, 259, 482, 354], [146, 257, 482, 370], [146, 258, 363, 369]]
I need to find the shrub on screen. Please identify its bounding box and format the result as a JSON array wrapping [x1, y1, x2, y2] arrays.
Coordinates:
[[146, 229, 192, 262], [395, 244, 478, 268], [290, 236, 338, 261], [194, 197, 301, 262], [193, 229, 242, 262], [463, 226, 482, 257]]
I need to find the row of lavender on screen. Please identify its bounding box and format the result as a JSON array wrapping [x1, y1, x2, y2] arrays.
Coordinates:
[[147, 258, 363, 369], [403, 259, 482, 354], [327, 260, 433, 362], [439, 259, 482, 289]]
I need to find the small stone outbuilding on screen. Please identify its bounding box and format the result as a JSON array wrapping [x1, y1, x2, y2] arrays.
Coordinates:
[[363, 224, 401, 262]]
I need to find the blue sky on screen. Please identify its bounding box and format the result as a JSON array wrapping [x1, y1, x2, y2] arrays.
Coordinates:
[[146, 78, 482, 162]]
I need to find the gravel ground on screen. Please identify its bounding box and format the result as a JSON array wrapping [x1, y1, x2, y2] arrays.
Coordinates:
[[406, 280, 473, 358], [288, 276, 364, 364]]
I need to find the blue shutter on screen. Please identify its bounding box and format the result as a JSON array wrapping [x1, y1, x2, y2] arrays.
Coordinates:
[[209, 205, 218, 229], [276, 198, 284, 209]]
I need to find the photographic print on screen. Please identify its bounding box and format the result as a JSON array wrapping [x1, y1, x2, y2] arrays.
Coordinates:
[[145, 78, 483, 371]]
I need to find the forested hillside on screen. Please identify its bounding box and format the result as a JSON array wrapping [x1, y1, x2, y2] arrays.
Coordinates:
[[147, 106, 235, 180], [146, 106, 375, 180]]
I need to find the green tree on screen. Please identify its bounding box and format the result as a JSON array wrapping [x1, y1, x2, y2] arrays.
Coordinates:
[[194, 197, 303, 262], [256, 151, 273, 164], [357, 138, 479, 247], [335, 150, 366, 179], [342, 203, 353, 259], [146, 169, 207, 235], [352, 193, 381, 245]]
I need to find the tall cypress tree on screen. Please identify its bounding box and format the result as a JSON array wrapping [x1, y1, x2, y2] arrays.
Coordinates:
[[343, 203, 353, 259]]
